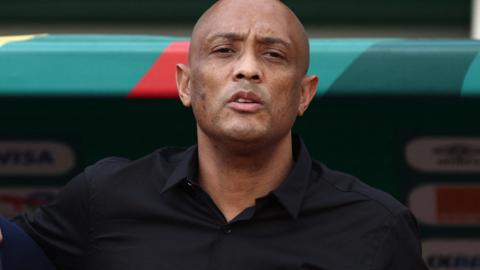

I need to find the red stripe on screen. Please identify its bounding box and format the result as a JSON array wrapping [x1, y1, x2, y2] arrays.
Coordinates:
[[129, 41, 190, 98]]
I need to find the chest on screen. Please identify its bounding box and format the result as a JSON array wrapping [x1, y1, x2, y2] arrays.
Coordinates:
[[86, 218, 377, 270]]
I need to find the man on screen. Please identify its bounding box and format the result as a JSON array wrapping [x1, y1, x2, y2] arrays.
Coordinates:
[[0, 0, 428, 269]]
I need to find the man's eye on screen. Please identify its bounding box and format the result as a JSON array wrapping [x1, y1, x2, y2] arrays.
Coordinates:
[[265, 51, 285, 59], [214, 47, 235, 54]]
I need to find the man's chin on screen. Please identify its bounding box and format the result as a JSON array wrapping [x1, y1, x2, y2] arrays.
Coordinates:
[[198, 120, 274, 147], [215, 125, 271, 145]]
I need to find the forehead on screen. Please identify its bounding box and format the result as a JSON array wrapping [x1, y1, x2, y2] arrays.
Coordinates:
[[197, 1, 296, 44]]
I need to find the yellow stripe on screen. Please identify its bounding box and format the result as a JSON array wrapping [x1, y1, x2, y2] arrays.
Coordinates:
[[0, 34, 46, 47]]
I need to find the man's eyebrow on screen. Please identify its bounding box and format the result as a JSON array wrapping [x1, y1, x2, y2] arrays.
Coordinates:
[[206, 32, 244, 43], [258, 36, 291, 48], [205, 33, 291, 48]]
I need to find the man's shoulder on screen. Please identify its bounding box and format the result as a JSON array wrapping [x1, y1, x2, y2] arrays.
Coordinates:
[[84, 146, 193, 185], [309, 161, 408, 218], [73, 146, 195, 217]]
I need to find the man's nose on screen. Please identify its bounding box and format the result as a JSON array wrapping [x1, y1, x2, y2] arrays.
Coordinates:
[[233, 51, 262, 82]]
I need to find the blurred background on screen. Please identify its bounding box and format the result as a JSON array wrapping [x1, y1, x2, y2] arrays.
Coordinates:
[[0, 0, 475, 38]]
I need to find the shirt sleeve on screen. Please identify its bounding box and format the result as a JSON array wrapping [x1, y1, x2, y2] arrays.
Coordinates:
[[371, 209, 429, 270], [13, 171, 91, 270]]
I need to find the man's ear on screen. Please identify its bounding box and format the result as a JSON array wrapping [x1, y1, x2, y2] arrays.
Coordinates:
[[298, 75, 318, 116], [176, 63, 192, 107]]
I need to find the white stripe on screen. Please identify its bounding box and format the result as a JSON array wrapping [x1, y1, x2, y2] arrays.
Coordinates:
[[0, 34, 44, 47], [473, 0, 480, 39]]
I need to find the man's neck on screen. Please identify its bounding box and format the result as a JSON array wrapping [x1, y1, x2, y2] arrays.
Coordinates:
[[196, 131, 294, 222]]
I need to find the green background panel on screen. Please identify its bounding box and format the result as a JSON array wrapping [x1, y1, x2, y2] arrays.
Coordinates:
[[2, 36, 480, 96], [0, 35, 185, 96], [308, 39, 383, 95], [327, 41, 480, 96], [463, 52, 480, 96]]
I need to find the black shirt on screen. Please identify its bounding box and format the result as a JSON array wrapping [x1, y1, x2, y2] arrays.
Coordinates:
[[15, 136, 428, 270]]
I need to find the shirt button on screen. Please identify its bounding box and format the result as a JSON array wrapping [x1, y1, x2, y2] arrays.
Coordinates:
[[186, 181, 193, 187], [222, 225, 232, 234]]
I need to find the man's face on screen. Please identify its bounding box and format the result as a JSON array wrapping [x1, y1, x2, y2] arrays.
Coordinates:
[[177, 0, 317, 145]]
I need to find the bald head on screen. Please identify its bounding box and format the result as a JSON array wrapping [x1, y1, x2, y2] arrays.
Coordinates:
[[189, 0, 310, 74]]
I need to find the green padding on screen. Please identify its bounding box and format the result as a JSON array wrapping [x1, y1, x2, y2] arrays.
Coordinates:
[[327, 40, 480, 96], [308, 39, 390, 96], [1, 35, 480, 97], [462, 52, 480, 96], [0, 35, 183, 96]]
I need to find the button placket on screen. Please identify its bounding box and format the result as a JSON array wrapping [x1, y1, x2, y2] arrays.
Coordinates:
[[221, 224, 232, 234]]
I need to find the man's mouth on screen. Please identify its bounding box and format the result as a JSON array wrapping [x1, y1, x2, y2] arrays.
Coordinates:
[[235, 98, 256, 103], [227, 90, 264, 112]]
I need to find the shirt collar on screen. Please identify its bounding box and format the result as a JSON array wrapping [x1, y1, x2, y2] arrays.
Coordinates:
[[160, 135, 313, 220], [271, 135, 312, 219], [160, 145, 198, 194]]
